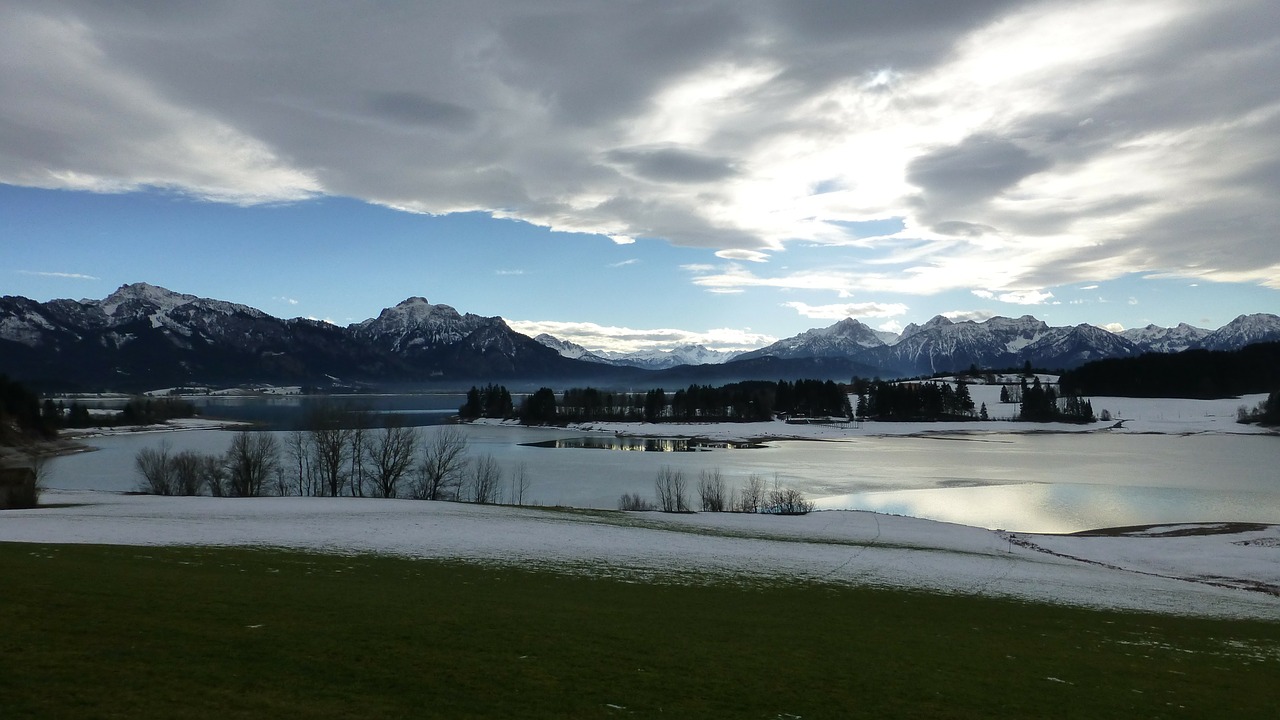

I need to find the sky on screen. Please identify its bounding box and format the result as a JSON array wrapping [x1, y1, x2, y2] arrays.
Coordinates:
[[2, 1, 1278, 354]]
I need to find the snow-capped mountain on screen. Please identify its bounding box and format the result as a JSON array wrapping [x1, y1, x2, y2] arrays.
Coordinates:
[[1018, 323, 1141, 368], [1197, 313, 1280, 351], [736, 318, 888, 362], [738, 313, 1273, 376], [533, 335, 740, 369], [352, 298, 498, 353], [0, 284, 616, 390], [599, 344, 742, 370], [3, 284, 1277, 390], [533, 334, 615, 364], [875, 315, 1053, 374], [1119, 323, 1211, 354]]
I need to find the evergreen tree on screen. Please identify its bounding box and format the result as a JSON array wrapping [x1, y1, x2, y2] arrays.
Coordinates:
[[520, 388, 558, 425]]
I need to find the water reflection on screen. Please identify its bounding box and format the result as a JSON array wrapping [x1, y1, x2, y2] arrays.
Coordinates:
[[816, 483, 1280, 534], [523, 436, 764, 452]]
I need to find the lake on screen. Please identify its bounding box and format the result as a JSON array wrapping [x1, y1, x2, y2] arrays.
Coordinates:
[[42, 407, 1280, 533]]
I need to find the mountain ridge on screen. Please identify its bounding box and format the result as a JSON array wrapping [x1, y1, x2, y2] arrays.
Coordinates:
[[2, 283, 1277, 390]]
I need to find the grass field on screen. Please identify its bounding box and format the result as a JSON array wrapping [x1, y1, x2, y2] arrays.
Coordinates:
[[2, 542, 1277, 719]]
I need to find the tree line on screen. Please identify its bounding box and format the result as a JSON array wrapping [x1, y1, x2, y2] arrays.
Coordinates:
[[458, 384, 514, 420], [1060, 342, 1280, 399], [853, 379, 976, 420], [133, 402, 531, 504], [1015, 377, 1094, 423], [511, 379, 853, 426]]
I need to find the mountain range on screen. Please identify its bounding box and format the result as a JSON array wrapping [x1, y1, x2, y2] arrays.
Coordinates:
[[2, 283, 1278, 391]]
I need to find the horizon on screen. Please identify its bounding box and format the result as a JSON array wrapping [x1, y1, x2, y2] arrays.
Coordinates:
[[3, 3, 1278, 354], [12, 279, 1275, 357]]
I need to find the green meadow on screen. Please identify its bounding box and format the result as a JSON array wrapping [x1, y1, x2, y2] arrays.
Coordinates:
[[2, 543, 1276, 719]]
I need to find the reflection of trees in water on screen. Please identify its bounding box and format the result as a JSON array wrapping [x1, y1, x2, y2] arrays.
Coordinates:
[[525, 437, 763, 452]]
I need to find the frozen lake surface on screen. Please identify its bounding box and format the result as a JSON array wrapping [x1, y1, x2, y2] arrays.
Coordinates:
[[45, 420, 1280, 533]]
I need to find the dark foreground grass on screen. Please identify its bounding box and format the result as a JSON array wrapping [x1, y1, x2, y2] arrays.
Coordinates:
[[2, 543, 1277, 719]]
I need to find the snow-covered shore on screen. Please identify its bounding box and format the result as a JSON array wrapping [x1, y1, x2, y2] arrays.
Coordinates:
[[4, 490, 1277, 620]]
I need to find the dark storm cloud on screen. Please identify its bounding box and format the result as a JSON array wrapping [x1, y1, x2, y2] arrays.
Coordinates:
[[367, 93, 477, 133], [907, 134, 1053, 222], [606, 146, 739, 184]]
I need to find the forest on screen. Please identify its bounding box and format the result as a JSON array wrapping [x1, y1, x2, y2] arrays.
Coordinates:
[[1059, 342, 1280, 399]]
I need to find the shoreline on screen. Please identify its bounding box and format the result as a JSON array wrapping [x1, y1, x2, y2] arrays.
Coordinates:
[[469, 411, 1278, 445]]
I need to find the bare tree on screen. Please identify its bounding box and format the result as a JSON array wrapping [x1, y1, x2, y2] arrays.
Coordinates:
[[509, 461, 531, 506], [618, 492, 654, 511], [204, 453, 228, 497], [412, 426, 469, 501], [366, 420, 418, 499], [346, 405, 373, 497], [225, 431, 279, 497], [764, 475, 815, 514], [170, 450, 208, 496], [283, 429, 314, 496], [654, 466, 690, 513], [467, 453, 503, 504], [23, 443, 51, 504], [308, 405, 351, 497], [697, 467, 730, 512], [135, 442, 174, 495], [737, 473, 766, 513]]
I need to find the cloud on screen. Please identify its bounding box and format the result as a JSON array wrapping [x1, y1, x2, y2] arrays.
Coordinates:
[[505, 319, 774, 354], [605, 145, 738, 183], [972, 289, 1054, 305], [878, 320, 903, 334], [1103, 322, 1125, 333], [907, 134, 1052, 224], [687, 264, 861, 296], [495, 269, 526, 276], [715, 249, 771, 263], [608, 259, 640, 268], [18, 270, 99, 280], [943, 309, 996, 322], [2, 1, 1279, 291], [783, 301, 909, 320], [273, 295, 299, 305]]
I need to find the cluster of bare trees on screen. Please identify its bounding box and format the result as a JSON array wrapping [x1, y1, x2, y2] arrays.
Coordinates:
[[134, 432, 279, 497], [620, 467, 815, 515], [134, 406, 533, 504]]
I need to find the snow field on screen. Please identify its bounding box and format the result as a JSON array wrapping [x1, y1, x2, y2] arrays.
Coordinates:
[[4, 490, 1276, 620]]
